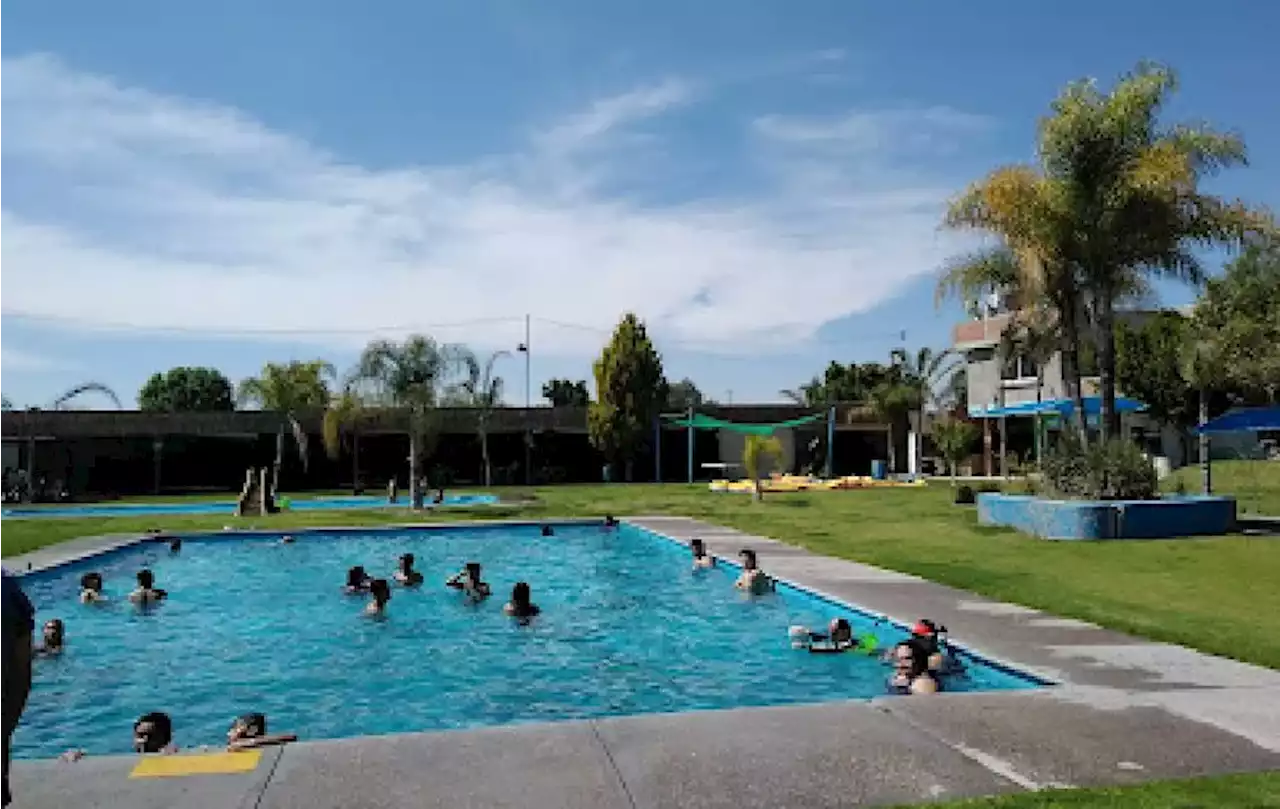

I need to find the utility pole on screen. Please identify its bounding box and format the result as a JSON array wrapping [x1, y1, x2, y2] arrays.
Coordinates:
[[517, 314, 532, 485]]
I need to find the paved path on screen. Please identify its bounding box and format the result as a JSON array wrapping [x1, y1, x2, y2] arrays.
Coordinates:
[[7, 517, 1280, 808]]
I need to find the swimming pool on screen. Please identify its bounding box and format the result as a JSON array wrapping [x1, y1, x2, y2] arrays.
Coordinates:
[[2, 494, 498, 519], [12, 523, 1044, 758]]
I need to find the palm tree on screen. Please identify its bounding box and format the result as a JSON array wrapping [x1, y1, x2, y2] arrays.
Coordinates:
[[742, 434, 784, 501], [51, 382, 123, 410], [941, 175, 1091, 442], [891, 347, 959, 474], [1, 396, 13, 411], [351, 335, 462, 509], [1029, 62, 1270, 438], [322, 382, 367, 495], [238, 360, 335, 495], [868, 375, 913, 474], [451, 349, 510, 487]]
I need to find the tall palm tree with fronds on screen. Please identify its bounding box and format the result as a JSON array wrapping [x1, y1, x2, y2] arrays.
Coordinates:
[[891, 347, 959, 473], [449, 350, 510, 487], [322, 382, 367, 495], [238, 360, 335, 495], [351, 335, 462, 509]]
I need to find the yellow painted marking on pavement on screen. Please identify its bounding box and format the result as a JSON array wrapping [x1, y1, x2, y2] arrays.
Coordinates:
[[129, 750, 261, 778]]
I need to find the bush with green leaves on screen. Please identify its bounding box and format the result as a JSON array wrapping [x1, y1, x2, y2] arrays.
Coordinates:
[[1042, 437, 1158, 501]]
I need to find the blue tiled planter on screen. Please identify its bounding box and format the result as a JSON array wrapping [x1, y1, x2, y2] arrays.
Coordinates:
[[976, 493, 1237, 540]]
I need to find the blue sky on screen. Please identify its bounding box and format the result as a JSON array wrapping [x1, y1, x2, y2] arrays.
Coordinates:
[[3, 0, 1278, 408]]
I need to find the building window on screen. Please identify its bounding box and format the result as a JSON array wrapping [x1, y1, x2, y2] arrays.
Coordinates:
[[1001, 354, 1039, 381]]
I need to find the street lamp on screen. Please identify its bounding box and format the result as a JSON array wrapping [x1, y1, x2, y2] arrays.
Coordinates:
[[517, 315, 531, 484]]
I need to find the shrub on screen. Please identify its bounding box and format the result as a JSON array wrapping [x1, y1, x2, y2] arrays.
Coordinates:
[[1042, 437, 1158, 501]]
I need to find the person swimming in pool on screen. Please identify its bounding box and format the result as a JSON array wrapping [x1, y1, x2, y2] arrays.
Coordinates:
[[540, 524, 555, 537], [394, 553, 424, 587], [344, 566, 372, 594], [503, 582, 540, 621], [790, 618, 856, 654], [128, 570, 167, 604], [887, 641, 939, 696], [734, 549, 774, 596], [36, 619, 65, 656], [226, 713, 297, 751], [446, 562, 491, 601], [890, 619, 963, 676], [133, 712, 178, 754], [79, 572, 107, 604], [166, 537, 182, 554], [365, 579, 392, 616], [690, 538, 716, 569]]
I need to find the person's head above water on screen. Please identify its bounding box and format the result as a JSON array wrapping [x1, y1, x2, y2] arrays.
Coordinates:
[[465, 562, 482, 582], [80, 572, 103, 592], [346, 566, 368, 588], [136, 569, 156, 589], [43, 619, 64, 647], [369, 579, 391, 604], [739, 549, 758, 570], [893, 642, 927, 675], [540, 525, 554, 537], [227, 713, 267, 743], [511, 581, 533, 606], [168, 537, 182, 553], [829, 618, 852, 643], [399, 553, 415, 572], [691, 539, 706, 558], [133, 712, 173, 753]]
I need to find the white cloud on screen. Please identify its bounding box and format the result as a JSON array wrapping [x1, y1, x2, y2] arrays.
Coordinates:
[[753, 106, 991, 153], [1, 54, 983, 358], [0, 346, 77, 373]]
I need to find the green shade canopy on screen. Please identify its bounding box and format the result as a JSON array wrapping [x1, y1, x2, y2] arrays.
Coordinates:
[[661, 412, 825, 435]]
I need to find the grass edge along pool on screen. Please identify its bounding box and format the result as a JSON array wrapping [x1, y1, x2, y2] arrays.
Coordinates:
[[13, 520, 1048, 758]]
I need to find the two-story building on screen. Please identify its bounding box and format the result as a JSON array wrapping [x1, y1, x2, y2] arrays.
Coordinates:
[[952, 293, 1192, 474]]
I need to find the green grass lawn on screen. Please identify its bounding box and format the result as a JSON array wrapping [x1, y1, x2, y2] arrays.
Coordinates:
[[896, 771, 1280, 808], [1164, 459, 1280, 516], [5, 481, 1280, 669]]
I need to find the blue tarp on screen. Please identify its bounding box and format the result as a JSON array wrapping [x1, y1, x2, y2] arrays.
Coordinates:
[[968, 396, 1146, 419], [1195, 406, 1280, 434]]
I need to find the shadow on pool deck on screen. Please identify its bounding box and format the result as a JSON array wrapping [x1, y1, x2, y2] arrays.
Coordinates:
[[8, 515, 1280, 808]]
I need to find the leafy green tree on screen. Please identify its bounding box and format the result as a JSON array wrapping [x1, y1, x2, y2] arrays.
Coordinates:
[[138, 367, 234, 412], [891, 347, 959, 470], [1192, 241, 1280, 401], [742, 434, 784, 501], [868, 366, 913, 474], [237, 360, 336, 494], [588, 313, 667, 481], [1115, 313, 1197, 433], [1036, 62, 1272, 438], [781, 361, 897, 406], [542, 379, 590, 407], [666, 378, 704, 411], [351, 336, 461, 508], [932, 418, 979, 484], [450, 349, 510, 487]]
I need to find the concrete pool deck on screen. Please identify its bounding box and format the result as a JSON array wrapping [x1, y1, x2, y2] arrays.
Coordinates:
[[6, 516, 1280, 808]]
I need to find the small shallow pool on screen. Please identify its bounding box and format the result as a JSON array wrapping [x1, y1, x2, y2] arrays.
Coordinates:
[[2, 494, 497, 519], [12, 523, 1043, 758]]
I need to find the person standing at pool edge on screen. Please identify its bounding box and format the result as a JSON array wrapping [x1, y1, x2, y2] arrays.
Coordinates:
[[3, 570, 36, 807]]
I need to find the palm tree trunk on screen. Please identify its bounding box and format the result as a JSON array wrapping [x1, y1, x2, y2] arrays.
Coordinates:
[[409, 433, 423, 509], [1034, 372, 1044, 468], [1199, 387, 1211, 495], [272, 427, 284, 496], [1096, 291, 1119, 441], [1058, 300, 1088, 444], [885, 425, 896, 475], [351, 430, 361, 496], [480, 427, 492, 487]]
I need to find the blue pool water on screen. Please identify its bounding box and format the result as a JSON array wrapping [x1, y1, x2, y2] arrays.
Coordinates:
[[2, 494, 497, 519], [12, 524, 1042, 758]]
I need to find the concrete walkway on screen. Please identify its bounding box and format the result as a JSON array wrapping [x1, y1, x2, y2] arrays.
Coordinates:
[[7, 517, 1280, 808]]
